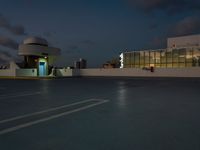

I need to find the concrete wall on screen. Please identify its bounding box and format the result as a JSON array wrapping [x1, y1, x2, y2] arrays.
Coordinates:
[[16, 68, 37, 77], [0, 69, 15, 76], [56, 69, 80, 77], [56, 69, 73, 76], [2, 63, 200, 78], [79, 68, 200, 77], [167, 34, 200, 48], [0, 61, 19, 77]]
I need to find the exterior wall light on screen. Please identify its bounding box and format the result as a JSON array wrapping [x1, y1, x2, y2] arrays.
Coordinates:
[[119, 53, 124, 68]]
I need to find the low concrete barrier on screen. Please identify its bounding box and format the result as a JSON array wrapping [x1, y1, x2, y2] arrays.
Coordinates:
[[16, 68, 37, 77], [78, 68, 200, 77], [1, 66, 200, 78], [0, 61, 19, 77], [0, 69, 15, 77], [56, 69, 80, 77]]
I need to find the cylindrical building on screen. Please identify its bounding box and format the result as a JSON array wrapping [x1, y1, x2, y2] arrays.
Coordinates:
[[18, 37, 60, 76]]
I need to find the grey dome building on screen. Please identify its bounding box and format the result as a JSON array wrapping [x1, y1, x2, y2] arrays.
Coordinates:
[[18, 37, 61, 76], [23, 37, 48, 46]]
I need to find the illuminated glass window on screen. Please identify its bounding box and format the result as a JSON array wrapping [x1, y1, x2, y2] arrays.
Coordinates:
[[166, 50, 172, 67], [155, 51, 161, 67], [161, 50, 166, 67], [179, 48, 186, 67], [134, 52, 140, 68], [193, 48, 200, 67], [130, 52, 135, 67], [124, 53, 129, 68], [186, 49, 193, 67], [172, 49, 179, 67], [127, 53, 132, 68], [150, 51, 155, 67], [122, 46, 200, 68], [144, 51, 150, 67], [123, 53, 127, 67], [140, 51, 145, 68]]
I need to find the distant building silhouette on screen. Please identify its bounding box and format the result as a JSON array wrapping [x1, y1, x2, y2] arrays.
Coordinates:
[[74, 58, 87, 69], [102, 62, 116, 68]]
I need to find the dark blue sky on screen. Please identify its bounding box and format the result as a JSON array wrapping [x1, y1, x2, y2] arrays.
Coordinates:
[[0, 0, 200, 67]]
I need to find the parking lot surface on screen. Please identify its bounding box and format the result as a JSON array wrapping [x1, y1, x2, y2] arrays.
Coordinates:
[[0, 77, 200, 150]]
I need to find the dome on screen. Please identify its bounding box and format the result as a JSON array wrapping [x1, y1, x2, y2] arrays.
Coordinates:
[[23, 37, 48, 46]]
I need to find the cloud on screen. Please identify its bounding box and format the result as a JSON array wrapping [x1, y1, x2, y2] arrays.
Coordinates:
[[10, 25, 26, 35], [0, 36, 19, 50], [127, 0, 200, 14], [148, 16, 200, 49], [0, 50, 12, 63], [169, 16, 200, 36], [0, 14, 26, 35]]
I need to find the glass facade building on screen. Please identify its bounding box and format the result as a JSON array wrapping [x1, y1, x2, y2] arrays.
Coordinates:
[[120, 46, 200, 68]]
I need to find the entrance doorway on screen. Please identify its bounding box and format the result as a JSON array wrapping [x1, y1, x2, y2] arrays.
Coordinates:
[[39, 62, 46, 76]]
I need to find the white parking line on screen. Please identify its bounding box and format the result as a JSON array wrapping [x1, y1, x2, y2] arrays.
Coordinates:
[[0, 99, 109, 135], [0, 98, 105, 124]]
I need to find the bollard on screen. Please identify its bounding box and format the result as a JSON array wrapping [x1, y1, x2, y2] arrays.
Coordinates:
[[150, 66, 154, 72]]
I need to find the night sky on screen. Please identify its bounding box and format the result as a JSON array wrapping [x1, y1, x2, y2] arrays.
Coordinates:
[[0, 0, 200, 67]]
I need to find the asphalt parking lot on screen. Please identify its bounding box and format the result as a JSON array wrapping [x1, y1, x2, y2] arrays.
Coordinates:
[[0, 77, 200, 150]]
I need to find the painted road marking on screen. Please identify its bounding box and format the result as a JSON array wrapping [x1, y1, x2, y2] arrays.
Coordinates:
[[0, 98, 106, 124], [0, 99, 109, 135], [0, 91, 42, 99]]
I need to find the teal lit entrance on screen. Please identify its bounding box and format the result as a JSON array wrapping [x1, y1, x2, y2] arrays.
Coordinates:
[[39, 62, 46, 76]]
